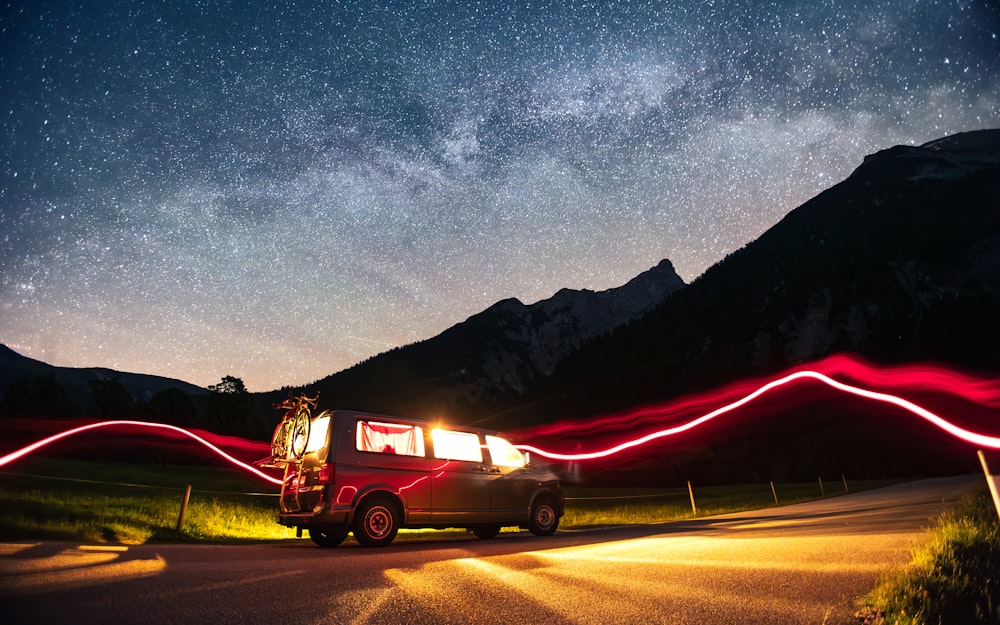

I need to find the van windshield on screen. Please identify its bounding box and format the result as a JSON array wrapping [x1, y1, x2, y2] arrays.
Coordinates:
[[485, 435, 526, 468]]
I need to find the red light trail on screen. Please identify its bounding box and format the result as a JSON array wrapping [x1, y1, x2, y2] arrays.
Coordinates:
[[515, 367, 1000, 461], [0, 354, 997, 479], [0, 420, 282, 485]]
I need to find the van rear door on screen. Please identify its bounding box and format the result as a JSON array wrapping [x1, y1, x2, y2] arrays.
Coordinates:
[[279, 412, 333, 513]]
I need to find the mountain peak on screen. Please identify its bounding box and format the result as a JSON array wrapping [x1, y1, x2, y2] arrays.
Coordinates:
[[455, 258, 686, 396], [857, 129, 1000, 184], [921, 128, 1000, 152], [308, 258, 686, 416]]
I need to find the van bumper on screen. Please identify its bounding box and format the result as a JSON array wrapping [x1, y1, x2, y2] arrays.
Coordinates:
[[277, 508, 349, 528]]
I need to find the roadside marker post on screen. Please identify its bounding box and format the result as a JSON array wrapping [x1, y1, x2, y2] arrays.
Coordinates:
[[977, 451, 1000, 523], [687, 480, 697, 515], [176, 484, 192, 533]]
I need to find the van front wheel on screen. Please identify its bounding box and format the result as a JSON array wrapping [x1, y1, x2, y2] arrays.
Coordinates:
[[528, 500, 559, 536], [353, 498, 400, 547]]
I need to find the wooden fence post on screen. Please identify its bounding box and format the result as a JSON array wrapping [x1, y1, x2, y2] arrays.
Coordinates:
[[176, 484, 192, 533]]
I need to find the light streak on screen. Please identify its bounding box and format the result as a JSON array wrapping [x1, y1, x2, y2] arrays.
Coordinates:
[[516, 366, 1000, 461], [2, 354, 997, 476], [345, 334, 398, 348], [0, 420, 282, 485]]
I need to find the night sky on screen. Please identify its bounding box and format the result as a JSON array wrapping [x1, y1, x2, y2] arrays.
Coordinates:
[[2, 1, 997, 391]]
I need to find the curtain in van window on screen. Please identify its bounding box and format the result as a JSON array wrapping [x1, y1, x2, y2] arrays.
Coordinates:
[[357, 420, 424, 457]]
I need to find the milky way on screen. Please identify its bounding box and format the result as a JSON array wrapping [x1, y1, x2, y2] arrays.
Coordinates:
[[1, 0, 997, 391]]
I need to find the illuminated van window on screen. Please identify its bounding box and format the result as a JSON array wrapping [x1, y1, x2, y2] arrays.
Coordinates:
[[431, 429, 483, 462], [485, 435, 526, 468], [356, 420, 425, 457], [306, 413, 331, 453]]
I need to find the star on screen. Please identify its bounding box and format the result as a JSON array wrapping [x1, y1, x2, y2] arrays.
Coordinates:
[[1, 0, 997, 390]]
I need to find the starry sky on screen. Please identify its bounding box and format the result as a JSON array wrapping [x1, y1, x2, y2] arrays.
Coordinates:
[[1, 1, 998, 392]]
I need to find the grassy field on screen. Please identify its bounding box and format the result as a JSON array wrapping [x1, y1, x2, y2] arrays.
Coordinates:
[[0, 456, 295, 544], [0, 456, 898, 544]]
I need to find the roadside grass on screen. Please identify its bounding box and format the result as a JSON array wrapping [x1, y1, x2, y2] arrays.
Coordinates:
[[0, 456, 295, 544], [561, 480, 899, 527], [1, 456, 901, 545], [856, 490, 1000, 625]]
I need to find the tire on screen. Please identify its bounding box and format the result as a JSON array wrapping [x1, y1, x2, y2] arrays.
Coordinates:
[[290, 411, 311, 458], [270, 421, 288, 459], [352, 497, 400, 547], [309, 526, 348, 547], [471, 524, 502, 539], [528, 499, 559, 536]]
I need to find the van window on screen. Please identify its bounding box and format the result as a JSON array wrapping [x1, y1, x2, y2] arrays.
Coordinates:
[[356, 420, 425, 457], [485, 435, 526, 468], [431, 429, 483, 462]]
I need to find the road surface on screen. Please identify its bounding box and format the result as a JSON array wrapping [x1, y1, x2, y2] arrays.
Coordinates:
[[0, 475, 982, 624]]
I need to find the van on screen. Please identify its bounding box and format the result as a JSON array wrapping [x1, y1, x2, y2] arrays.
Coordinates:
[[266, 408, 564, 547]]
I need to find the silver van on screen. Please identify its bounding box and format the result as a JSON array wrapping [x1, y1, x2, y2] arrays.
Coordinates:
[[266, 408, 564, 547]]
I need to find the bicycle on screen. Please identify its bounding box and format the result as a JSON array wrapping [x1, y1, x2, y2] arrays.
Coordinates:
[[270, 392, 317, 461]]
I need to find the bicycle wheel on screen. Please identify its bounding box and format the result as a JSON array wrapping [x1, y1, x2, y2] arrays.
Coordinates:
[[290, 410, 311, 458], [271, 421, 289, 459]]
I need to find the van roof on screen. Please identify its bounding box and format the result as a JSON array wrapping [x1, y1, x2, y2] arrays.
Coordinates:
[[322, 409, 504, 437]]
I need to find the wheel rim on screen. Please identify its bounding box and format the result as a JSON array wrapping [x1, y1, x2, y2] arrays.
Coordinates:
[[290, 415, 310, 458], [534, 504, 555, 531], [364, 506, 393, 538]]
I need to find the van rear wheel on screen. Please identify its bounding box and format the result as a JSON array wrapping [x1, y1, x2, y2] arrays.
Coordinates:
[[528, 500, 559, 536], [309, 526, 348, 547], [353, 498, 400, 547]]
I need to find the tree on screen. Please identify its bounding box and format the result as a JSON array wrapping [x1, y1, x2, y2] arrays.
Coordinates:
[[207, 375, 252, 435], [147, 387, 198, 426], [2, 374, 78, 418], [208, 375, 248, 396], [88, 377, 135, 419]]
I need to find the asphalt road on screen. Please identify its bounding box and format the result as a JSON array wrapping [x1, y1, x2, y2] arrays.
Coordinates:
[[0, 475, 983, 625]]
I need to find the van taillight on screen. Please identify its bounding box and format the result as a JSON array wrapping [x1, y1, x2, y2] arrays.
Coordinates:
[[318, 464, 334, 484]]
